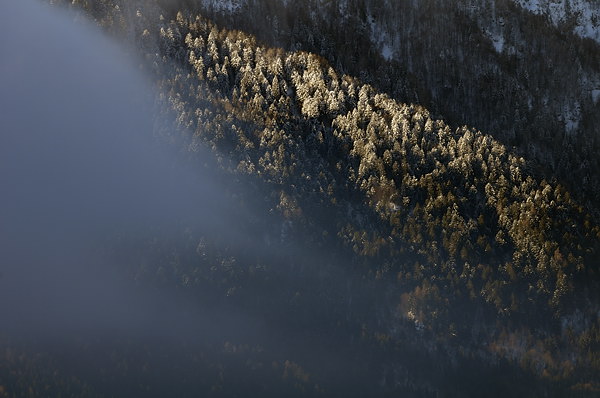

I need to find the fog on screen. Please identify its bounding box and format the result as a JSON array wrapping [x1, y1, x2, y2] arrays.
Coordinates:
[[0, 2, 586, 397], [0, 0, 351, 352], [0, 0, 257, 343], [0, 2, 387, 396]]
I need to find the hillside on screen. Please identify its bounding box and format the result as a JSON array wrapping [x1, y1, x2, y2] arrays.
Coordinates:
[[158, 0, 600, 211], [1, 0, 599, 396]]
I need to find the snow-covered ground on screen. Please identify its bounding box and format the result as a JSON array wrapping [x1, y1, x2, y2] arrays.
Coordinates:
[[366, 9, 395, 61], [485, 28, 506, 53], [592, 89, 600, 104], [199, 0, 244, 13], [513, 0, 600, 44]]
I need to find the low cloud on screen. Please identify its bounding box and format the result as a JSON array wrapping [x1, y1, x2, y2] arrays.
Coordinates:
[[0, 0, 241, 342]]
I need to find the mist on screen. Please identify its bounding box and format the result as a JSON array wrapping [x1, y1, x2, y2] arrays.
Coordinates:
[[0, 2, 391, 396], [0, 0, 252, 343], [0, 0, 347, 356], [0, 1, 543, 397]]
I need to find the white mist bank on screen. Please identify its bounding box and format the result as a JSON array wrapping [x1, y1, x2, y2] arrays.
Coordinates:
[[0, 4, 362, 381], [0, 0, 249, 341]]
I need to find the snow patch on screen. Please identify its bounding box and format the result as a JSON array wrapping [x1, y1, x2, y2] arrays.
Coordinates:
[[381, 44, 393, 61], [560, 101, 582, 135], [592, 89, 600, 104], [513, 0, 600, 44], [366, 11, 395, 61], [200, 0, 244, 13], [485, 29, 505, 53], [337, 0, 349, 18]]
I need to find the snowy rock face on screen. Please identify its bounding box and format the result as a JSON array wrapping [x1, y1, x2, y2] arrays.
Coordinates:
[[513, 0, 600, 43]]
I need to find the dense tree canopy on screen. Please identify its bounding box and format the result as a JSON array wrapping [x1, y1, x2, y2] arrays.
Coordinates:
[[3, 1, 599, 396]]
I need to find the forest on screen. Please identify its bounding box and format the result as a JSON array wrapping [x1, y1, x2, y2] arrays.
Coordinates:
[[1, 0, 599, 396]]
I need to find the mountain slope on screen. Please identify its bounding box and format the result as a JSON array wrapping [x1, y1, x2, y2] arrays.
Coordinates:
[[2, 0, 599, 396], [159, 0, 600, 211], [513, 0, 600, 43]]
